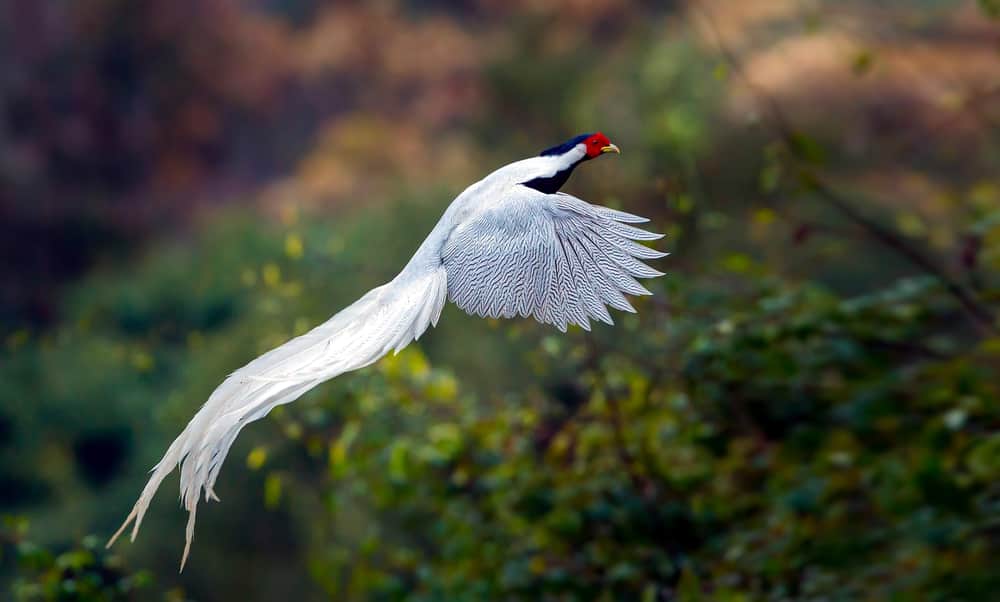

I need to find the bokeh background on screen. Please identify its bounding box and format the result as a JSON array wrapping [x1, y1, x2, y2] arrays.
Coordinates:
[[2, 1, 999, 600]]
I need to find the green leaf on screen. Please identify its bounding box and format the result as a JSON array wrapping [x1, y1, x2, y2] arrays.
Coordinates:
[[967, 434, 1000, 481], [264, 473, 282, 509], [389, 439, 410, 483], [677, 566, 703, 601], [428, 423, 463, 460], [851, 50, 875, 75], [788, 131, 827, 165]]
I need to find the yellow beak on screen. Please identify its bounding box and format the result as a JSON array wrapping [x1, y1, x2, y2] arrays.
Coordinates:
[[600, 143, 621, 155]]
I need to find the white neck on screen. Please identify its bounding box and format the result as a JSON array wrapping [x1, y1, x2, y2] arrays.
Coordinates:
[[490, 143, 588, 183]]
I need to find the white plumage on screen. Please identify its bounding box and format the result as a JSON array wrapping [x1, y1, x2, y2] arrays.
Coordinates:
[[107, 133, 666, 569]]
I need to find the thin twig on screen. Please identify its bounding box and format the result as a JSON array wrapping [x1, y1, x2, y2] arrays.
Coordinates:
[[690, 1, 997, 335], [804, 174, 996, 332], [606, 390, 652, 496], [583, 338, 654, 497]]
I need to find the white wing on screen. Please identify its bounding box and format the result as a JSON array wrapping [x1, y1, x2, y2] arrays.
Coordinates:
[[442, 190, 666, 331], [108, 267, 448, 569], [109, 178, 666, 569]]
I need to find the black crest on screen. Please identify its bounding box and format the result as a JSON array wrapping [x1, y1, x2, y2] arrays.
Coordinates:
[[523, 133, 596, 193], [539, 133, 593, 157]]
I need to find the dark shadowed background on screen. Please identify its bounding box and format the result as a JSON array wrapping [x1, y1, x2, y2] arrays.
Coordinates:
[[1, 1, 999, 600]]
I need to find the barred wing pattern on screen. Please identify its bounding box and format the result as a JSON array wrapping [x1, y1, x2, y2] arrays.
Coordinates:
[[442, 190, 666, 331]]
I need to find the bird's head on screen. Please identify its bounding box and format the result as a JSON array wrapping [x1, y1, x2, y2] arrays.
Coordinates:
[[522, 132, 621, 194], [583, 132, 621, 159], [540, 132, 620, 161]]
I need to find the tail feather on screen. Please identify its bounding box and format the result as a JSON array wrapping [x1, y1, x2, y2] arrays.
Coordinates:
[[107, 268, 448, 569]]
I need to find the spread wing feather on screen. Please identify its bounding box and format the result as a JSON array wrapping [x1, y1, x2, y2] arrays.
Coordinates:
[[442, 190, 666, 331]]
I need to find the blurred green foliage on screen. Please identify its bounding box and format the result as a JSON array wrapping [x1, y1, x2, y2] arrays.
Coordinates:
[[2, 1, 999, 600], [269, 274, 999, 600], [2, 517, 151, 601], [4, 202, 997, 599]]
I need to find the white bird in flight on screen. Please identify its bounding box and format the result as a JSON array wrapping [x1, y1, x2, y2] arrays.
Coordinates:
[[108, 132, 667, 569]]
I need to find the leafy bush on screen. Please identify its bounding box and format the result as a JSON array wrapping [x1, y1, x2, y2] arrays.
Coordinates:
[[262, 271, 998, 601], [2, 517, 151, 602]]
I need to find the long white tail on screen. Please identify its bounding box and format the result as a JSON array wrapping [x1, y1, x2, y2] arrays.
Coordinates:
[[107, 267, 448, 570]]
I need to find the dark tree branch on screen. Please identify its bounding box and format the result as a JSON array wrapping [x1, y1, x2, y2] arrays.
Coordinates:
[[690, 1, 998, 336], [803, 173, 997, 333]]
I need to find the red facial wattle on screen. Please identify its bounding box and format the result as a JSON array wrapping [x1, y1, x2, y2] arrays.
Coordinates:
[[584, 132, 620, 158]]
